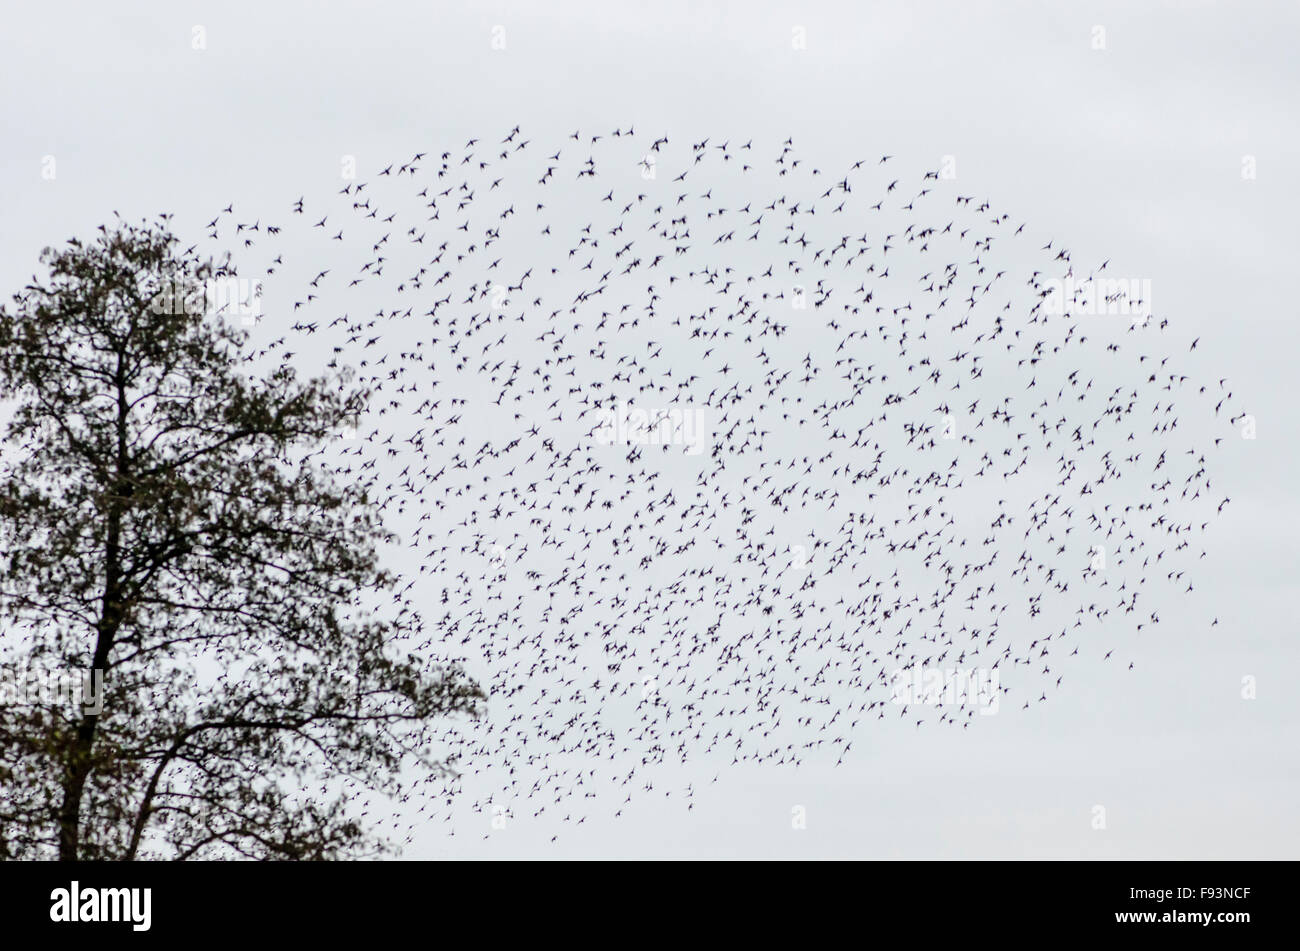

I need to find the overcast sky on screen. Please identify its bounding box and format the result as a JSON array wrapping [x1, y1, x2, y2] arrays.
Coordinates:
[[2, 1, 1297, 858]]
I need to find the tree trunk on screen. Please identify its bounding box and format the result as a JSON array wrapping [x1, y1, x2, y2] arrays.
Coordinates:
[[58, 361, 130, 860]]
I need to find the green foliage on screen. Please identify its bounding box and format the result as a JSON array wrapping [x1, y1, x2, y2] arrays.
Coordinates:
[[0, 218, 482, 860]]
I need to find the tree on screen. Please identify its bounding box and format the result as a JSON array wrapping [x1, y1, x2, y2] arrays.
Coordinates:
[[0, 217, 483, 860]]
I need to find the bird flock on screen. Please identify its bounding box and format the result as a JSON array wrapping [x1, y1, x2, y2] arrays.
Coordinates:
[[193, 127, 1239, 845]]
